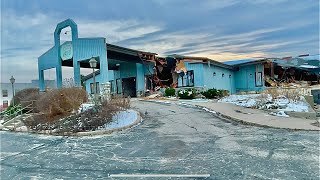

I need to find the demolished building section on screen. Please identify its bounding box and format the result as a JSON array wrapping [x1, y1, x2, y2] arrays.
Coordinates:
[[263, 55, 320, 105], [264, 55, 320, 87]]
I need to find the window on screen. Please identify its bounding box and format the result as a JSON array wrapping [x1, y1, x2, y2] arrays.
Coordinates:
[[178, 70, 194, 87], [109, 80, 114, 93], [2, 90, 8, 97], [116, 79, 122, 94], [90, 82, 100, 94], [255, 72, 263, 87], [145, 75, 153, 91], [3, 100, 8, 108]]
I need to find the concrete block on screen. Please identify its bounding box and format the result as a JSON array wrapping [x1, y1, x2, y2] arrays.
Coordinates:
[[304, 95, 314, 108]]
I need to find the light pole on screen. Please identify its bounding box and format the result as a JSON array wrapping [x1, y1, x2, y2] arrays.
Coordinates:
[[89, 57, 97, 102], [10, 76, 15, 106]]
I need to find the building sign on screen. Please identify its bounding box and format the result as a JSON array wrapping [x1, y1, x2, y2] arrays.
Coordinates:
[[60, 42, 73, 60]]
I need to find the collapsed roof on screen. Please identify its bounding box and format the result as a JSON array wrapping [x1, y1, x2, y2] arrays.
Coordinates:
[[272, 55, 320, 74]]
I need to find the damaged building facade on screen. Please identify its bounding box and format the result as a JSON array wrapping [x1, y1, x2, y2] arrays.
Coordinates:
[[263, 55, 320, 104], [38, 19, 319, 100], [82, 54, 266, 96], [38, 19, 266, 97], [150, 55, 266, 94]]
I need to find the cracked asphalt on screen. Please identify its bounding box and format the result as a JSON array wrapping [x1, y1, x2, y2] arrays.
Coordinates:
[[1, 100, 319, 179]]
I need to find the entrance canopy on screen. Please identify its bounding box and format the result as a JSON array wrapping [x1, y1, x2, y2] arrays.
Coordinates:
[[38, 19, 156, 91]]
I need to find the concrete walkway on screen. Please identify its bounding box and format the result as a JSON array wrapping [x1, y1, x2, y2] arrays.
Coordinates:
[[188, 102, 320, 131]]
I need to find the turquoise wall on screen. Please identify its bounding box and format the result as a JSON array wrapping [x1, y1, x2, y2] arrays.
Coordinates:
[[84, 59, 265, 95], [85, 70, 114, 94], [38, 19, 109, 90], [179, 63, 235, 93], [136, 64, 144, 92], [184, 63, 204, 87], [182, 62, 265, 94], [85, 62, 155, 95], [203, 64, 235, 94], [234, 64, 265, 92]]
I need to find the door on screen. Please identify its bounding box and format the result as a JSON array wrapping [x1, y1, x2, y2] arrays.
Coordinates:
[[122, 77, 136, 97], [246, 68, 254, 90]]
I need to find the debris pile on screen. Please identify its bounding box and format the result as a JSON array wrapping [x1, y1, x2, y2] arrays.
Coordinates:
[[264, 55, 319, 88], [219, 94, 312, 117]]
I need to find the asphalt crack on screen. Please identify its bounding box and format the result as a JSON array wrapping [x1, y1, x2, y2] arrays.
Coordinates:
[[183, 123, 198, 131]]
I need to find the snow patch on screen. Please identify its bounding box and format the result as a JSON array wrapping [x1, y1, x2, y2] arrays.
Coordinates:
[[270, 111, 289, 118], [15, 126, 28, 131], [219, 94, 310, 113], [78, 103, 95, 113], [202, 107, 217, 114], [219, 94, 261, 107], [98, 110, 138, 130]]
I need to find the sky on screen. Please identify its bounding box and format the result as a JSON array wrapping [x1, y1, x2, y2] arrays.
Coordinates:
[[0, 0, 319, 83]]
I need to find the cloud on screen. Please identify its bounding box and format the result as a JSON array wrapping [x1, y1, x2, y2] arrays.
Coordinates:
[[1, 0, 319, 82], [0, 11, 163, 82]]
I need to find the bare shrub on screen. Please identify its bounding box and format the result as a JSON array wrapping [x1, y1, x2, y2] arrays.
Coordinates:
[[98, 96, 130, 120], [284, 89, 301, 102], [265, 88, 280, 100], [29, 96, 131, 133], [106, 95, 131, 110], [255, 93, 271, 109], [265, 88, 301, 102], [12, 88, 41, 112], [36, 88, 88, 122], [62, 78, 76, 88]]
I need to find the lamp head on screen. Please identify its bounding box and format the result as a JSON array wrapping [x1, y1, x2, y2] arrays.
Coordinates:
[[89, 57, 97, 68], [10, 76, 15, 84]]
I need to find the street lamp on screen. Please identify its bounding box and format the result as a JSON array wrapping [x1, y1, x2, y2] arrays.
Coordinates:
[[89, 57, 97, 101], [10, 76, 15, 106]]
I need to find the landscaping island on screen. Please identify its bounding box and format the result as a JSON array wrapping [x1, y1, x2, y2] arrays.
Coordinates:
[[0, 88, 141, 136]]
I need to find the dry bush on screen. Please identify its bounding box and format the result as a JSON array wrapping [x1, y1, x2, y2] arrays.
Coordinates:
[[99, 96, 130, 120], [265, 88, 301, 101], [283, 89, 301, 101], [107, 95, 131, 110], [78, 96, 130, 131], [12, 88, 41, 112], [62, 77, 76, 88], [36, 87, 87, 122], [265, 88, 281, 100], [255, 93, 271, 109], [28, 95, 130, 133]]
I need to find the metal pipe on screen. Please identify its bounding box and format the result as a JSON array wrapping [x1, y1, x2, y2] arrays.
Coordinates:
[[93, 67, 96, 101], [11, 83, 15, 106]]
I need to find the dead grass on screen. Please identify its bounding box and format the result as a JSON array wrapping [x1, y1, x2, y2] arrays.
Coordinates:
[[28, 95, 131, 133], [36, 88, 88, 122], [12, 88, 41, 112], [255, 93, 270, 109], [264, 88, 301, 101]]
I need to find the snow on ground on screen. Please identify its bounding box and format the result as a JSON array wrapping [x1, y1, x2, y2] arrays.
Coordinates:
[[97, 110, 138, 130], [78, 103, 95, 113], [270, 111, 289, 118], [15, 126, 28, 131], [219, 94, 263, 108], [219, 94, 311, 114]]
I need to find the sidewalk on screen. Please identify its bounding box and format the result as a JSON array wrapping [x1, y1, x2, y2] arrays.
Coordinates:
[[189, 102, 320, 131]]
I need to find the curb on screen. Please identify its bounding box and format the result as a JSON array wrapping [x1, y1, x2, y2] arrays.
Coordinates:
[[139, 99, 319, 131], [193, 104, 320, 131], [2, 110, 143, 136]]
